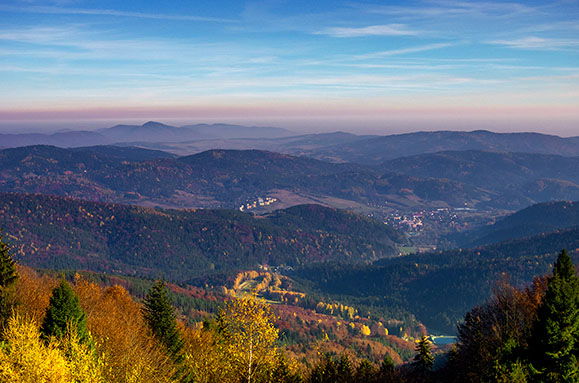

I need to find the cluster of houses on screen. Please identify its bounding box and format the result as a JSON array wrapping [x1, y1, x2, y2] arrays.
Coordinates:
[[387, 213, 424, 230], [239, 196, 278, 211]]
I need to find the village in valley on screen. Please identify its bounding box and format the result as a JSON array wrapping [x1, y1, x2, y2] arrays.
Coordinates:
[[239, 196, 279, 211]]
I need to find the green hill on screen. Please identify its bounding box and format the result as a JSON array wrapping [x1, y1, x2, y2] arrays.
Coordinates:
[[0, 193, 401, 280], [294, 227, 579, 333], [454, 200, 579, 247]]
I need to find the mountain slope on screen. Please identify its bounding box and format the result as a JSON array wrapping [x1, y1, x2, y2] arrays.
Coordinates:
[[0, 146, 493, 209], [381, 150, 579, 208], [311, 130, 579, 164], [454, 200, 579, 247], [0, 193, 401, 280], [295, 227, 579, 333]]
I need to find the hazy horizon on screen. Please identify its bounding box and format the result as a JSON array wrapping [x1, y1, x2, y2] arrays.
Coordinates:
[[0, 116, 577, 137], [1, 0, 578, 136]]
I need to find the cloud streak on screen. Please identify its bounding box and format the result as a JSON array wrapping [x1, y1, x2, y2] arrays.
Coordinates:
[[491, 36, 579, 50], [355, 43, 455, 59], [0, 5, 236, 23], [315, 24, 419, 37]]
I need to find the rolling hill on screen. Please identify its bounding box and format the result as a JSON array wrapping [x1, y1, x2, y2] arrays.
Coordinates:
[[0, 145, 493, 210], [381, 150, 579, 208], [295, 226, 579, 333], [0, 193, 402, 280], [308, 130, 579, 164], [124, 131, 375, 157], [453, 200, 579, 247]]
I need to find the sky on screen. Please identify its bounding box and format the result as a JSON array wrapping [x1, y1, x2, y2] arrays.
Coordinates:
[[0, 0, 578, 135]]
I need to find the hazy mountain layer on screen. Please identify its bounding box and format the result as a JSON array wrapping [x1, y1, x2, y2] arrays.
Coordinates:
[[309, 130, 579, 164]]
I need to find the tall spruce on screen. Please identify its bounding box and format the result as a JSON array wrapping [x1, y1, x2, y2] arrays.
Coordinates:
[[40, 280, 90, 344], [142, 280, 184, 358], [531, 249, 579, 383], [413, 335, 434, 377], [0, 234, 18, 333]]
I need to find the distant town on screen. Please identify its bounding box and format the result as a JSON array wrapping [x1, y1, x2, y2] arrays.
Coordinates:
[[239, 196, 278, 211]]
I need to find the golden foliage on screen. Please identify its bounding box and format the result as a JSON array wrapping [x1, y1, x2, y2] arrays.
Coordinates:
[[57, 330, 106, 383], [74, 279, 177, 383], [0, 315, 69, 383], [217, 296, 279, 383], [182, 324, 230, 383], [360, 325, 371, 337], [13, 266, 58, 322]]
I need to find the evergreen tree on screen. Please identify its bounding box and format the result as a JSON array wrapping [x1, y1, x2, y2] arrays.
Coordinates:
[[0, 234, 18, 333], [530, 249, 579, 383], [0, 234, 17, 288], [309, 353, 354, 383], [413, 335, 434, 376], [378, 354, 401, 383], [40, 280, 89, 344], [142, 280, 184, 358], [353, 359, 379, 383]]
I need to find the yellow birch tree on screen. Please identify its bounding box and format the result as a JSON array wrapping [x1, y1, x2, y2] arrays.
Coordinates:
[[217, 296, 279, 383]]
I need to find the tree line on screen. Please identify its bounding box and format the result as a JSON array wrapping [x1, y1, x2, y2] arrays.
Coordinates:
[[0, 232, 577, 382]]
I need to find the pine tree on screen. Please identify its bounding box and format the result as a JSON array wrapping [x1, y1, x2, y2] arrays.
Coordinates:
[[142, 280, 184, 358], [530, 249, 579, 383], [414, 336, 434, 374], [0, 234, 18, 333], [40, 280, 89, 344], [309, 353, 354, 383], [379, 354, 401, 383], [0, 235, 17, 288]]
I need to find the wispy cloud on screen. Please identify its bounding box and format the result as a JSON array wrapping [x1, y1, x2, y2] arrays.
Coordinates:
[[315, 24, 419, 37], [361, 0, 536, 18], [490, 36, 579, 50], [355, 43, 455, 59], [0, 5, 236, 23]]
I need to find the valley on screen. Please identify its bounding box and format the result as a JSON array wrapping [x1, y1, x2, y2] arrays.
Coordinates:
[[0, 123, 578, 380]]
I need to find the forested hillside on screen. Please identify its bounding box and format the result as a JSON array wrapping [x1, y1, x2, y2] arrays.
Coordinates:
[[0, 193, 401, 279], [382, 151, 579, 209], [0, 145, 493, 209], [453, 200, 579, 246], [0, 234, 576, 382], [295, 227, 579, 333]]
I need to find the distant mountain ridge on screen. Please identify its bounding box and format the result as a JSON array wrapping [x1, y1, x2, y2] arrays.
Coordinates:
[[0, 121, 294, 148], [1, 126, 578, 163], [98, 121, 294, 142], [308, 130, 579, 164]]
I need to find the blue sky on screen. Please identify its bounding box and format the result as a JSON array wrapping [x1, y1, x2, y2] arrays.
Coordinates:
[[1, 0, 578, 134]]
